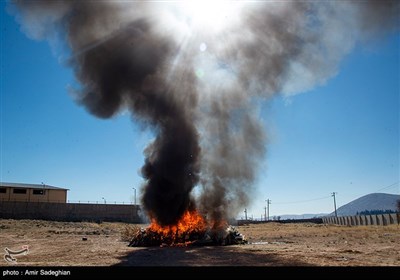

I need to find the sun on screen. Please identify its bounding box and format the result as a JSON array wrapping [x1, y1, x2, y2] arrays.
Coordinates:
[[175, 0, 242, 33]]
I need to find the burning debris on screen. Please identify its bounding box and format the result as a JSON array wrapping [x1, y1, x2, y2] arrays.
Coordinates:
[[129, 211, 247, 247], [129, 225, 247, 247]]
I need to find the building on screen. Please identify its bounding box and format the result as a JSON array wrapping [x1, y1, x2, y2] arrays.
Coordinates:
[[0, 182, 68, 203]]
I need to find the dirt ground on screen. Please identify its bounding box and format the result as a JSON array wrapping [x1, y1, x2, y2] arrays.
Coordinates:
[[0, 219, 399, 267]]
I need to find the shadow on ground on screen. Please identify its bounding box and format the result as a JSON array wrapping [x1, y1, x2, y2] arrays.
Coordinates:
[[114, 245, 311, 266]]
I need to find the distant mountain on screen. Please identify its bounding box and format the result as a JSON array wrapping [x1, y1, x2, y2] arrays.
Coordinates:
[[277, 213, 328, 220], [329, 193, 400, 217]]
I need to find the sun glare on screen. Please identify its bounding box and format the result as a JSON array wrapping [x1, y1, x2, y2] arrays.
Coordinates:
[[176, 0, 241, 33]]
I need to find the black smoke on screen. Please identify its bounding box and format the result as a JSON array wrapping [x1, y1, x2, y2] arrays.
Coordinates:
[[9, 0, 399, 226]]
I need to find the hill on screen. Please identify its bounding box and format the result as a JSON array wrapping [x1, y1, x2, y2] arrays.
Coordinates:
[[331, 193, 400, 217]]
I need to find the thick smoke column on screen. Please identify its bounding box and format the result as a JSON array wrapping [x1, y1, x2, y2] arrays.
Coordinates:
[[10, 0, 200, 226], [10, 0, 399, 225]]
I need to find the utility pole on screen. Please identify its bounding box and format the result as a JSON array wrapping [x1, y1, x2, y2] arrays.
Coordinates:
[[332, 192, 337, 217], [265, 199, 271, 221], [132, 187, 136, 205], [244, 208, 247, 220], [264, 206, 267, 221]]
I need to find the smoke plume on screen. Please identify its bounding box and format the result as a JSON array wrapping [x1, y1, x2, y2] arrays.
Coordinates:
[[9, 0, 399, 226]]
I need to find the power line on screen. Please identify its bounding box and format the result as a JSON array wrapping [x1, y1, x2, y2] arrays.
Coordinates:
[[272, 195, 331, 205], [375, 181, 399, 193], [273, 181, 399, 206], [349, 181, 400, 203]]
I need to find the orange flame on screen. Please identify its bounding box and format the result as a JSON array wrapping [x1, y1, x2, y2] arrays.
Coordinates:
[[148, 210, 207, 243]]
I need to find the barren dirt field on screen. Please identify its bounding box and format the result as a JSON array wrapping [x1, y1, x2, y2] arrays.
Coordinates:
[[0, 219, 399, 267]]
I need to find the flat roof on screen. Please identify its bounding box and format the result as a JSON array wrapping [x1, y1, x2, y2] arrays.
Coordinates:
[[0, 182, 69, 191]]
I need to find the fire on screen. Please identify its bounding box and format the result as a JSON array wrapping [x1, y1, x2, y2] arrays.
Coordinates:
[[148, 210, 207, 244], [129, 210, 247, 247]]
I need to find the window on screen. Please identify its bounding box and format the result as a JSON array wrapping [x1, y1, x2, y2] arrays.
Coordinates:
[[33, 189, 46, 195], [13, 188, 27, 194], [0, 188, 6, 193]]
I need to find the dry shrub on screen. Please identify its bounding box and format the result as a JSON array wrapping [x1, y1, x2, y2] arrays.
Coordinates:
[[121, 225, 141, 242]]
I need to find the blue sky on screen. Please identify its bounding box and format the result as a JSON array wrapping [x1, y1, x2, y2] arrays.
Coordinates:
[[1, 1, 399, 218], [256, 37, 399, 217]]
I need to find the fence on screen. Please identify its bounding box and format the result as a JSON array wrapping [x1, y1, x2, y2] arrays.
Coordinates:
[[67, 200, 133, 205], [0, 201, 141, 223], [236, 218, 323, 225], [322, 213, 400, 226]]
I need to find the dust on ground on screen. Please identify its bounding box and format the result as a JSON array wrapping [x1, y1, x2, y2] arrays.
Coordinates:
[[0, 219, 399, 266]]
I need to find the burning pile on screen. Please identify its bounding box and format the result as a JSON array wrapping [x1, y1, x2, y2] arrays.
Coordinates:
[[10, 2, 398, 249], [129, 210, 247, 247]]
